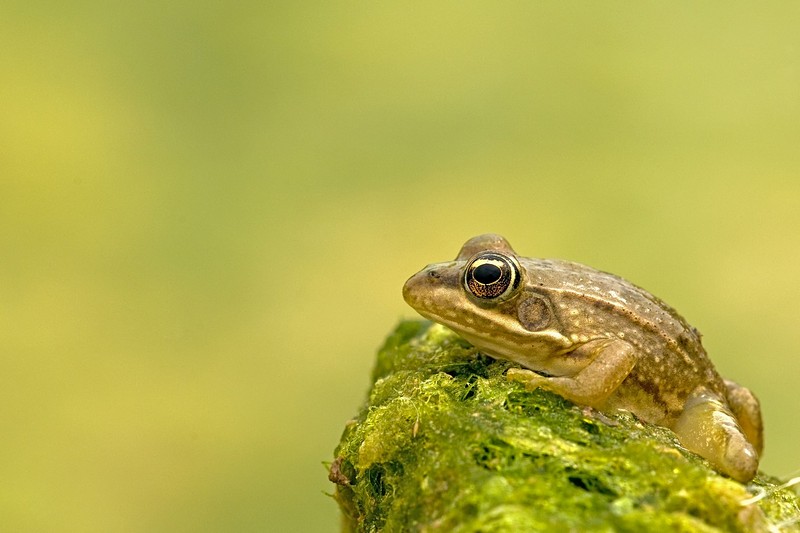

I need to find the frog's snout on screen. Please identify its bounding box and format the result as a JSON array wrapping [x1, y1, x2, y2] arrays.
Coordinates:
[[402, 276, 413, 304], [403, 263, 449, 309], [402, 267, 429, 306]]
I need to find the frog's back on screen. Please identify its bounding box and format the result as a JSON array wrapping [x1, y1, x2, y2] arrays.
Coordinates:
[[522, 257, 726, 421], [523, 258, 694, 339]]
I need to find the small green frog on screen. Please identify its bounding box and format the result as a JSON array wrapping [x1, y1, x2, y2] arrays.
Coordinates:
[[403, 234, 763, 482]]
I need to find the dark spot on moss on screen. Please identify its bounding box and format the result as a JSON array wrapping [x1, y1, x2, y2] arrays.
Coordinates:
[[567, 472, 616, 497], [364, 461, 404, 503], [461, 501, 480, 521], [503, 389, 572, 418], [502, 391, 541, 415], [580, 420, 600, 435], [365, 464, 388, 498], [440, 355, 491, 380], [473, 439, 526, 471], [459, 375, 479, 401]]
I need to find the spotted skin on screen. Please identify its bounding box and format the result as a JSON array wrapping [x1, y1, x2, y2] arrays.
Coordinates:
[[403, 234, 763, 482]]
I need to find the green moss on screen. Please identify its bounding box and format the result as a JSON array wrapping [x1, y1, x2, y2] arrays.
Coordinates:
[[330, 320, 800, 532]]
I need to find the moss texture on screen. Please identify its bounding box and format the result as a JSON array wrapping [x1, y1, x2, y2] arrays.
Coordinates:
[[329, 320, 800, 532]]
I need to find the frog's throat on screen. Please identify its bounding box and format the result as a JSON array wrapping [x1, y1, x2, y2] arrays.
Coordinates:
[[415, 307, 572, 362], [456, 328, 572, 363]]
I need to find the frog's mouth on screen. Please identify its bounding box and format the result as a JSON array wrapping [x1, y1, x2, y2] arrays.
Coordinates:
[[403, 263, 514, 329], [403, 264, 571, 364]]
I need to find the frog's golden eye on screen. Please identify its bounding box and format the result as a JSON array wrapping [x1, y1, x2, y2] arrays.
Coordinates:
[[464, 252, 521, 301]]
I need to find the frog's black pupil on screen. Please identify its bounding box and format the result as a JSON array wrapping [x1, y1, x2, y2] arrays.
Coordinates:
[[474, 263, 502, 284]]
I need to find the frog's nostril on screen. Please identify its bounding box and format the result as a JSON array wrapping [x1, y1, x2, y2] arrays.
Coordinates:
[[428, 270, 441, 279]]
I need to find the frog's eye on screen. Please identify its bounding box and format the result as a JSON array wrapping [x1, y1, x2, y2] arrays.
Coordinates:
[[464, 252, 521, 301]]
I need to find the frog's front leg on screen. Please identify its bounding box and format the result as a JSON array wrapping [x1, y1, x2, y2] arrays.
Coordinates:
[[672, 389, 759, 482], [507, 339, 637, 408]]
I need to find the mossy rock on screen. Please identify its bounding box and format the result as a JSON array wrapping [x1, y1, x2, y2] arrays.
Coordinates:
[[329, 320, 800, 532]]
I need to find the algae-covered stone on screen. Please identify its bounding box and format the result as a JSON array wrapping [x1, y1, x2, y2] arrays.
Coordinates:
[[329, 320, 800, 532]]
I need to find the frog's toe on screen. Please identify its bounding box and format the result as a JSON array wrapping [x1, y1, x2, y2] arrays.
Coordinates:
[[673, 389, 759, 482], [722, 435, 759, 482], [506, 368, 545, 390], [724, 379, 763, 457]]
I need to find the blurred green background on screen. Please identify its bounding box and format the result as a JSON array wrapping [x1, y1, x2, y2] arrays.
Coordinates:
[[1, 2, 799, 531]]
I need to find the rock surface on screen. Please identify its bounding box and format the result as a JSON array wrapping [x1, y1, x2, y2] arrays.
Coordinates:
[[330, 320, 800, 532]]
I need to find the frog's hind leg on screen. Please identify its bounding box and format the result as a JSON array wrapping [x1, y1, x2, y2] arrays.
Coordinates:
[[672, 388, 759, 482], [724, 379, 763, 457]]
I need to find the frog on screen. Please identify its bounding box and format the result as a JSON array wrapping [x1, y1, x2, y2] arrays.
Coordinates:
[[402, 234, 763, 482]]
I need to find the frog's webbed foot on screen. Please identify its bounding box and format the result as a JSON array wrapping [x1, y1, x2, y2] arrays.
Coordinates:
[[724, 379, 764, 457], [672, 389, 759, 482]]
